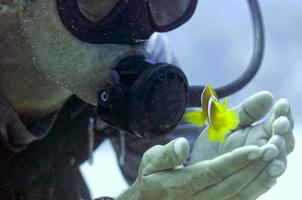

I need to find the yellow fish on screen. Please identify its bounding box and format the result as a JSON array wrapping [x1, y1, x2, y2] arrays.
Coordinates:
[[184, 85, 239, 143]]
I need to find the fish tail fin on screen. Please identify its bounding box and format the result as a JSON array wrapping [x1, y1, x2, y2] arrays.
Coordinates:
[[184, 110, 206, 127]]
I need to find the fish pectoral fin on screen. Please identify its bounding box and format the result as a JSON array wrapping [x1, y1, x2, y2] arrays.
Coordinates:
[[184, 110, 206, 126]]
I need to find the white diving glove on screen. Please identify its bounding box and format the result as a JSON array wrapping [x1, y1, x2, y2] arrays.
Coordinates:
[[117, 138, 277, 200], [190, 91, 295, 200], [116, 91, 294, 200]]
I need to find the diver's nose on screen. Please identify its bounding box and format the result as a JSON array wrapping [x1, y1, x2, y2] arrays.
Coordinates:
[[77, 0, 119, 22]]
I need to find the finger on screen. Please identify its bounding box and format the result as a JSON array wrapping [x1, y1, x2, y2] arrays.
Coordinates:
[[244, 124, 269, 146], [0, 123, 21, 152], [271, 116, 295, 154], [263, 98, 294, 136], [166, 145, 262, 196], [228, 160, 285, 200], [141, 137, 190, 176], [193, 144, 279, 199], [234, 91, 274, 127], [268, 135, 288, 167], [7, 120, 37, 146], [228, 137, 287, 200]]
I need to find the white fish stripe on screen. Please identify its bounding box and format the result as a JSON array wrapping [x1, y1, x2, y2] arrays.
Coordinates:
[[207, 97, 213, 126], [212, 95, 218, 102], [200, 86, 207, 107]]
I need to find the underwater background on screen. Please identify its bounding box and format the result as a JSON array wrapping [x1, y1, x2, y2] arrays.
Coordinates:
[[81, 0, 302, 199]]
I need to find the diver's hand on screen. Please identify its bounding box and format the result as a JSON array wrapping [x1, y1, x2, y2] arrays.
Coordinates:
[[116, 137, 279, 200], [190, 91, 295, 199], [0, 95, 36, 152]]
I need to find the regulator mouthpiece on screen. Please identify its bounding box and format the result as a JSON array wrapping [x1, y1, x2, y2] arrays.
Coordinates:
[[97, 57, 189, 139]]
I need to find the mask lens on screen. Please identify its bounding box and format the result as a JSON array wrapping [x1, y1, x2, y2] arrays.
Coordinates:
[[148, 0, 194, 30]]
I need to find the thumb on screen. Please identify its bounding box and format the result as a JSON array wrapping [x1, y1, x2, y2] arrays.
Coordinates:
[[140, 137, 190, 176], [234, 91, 274, 127]]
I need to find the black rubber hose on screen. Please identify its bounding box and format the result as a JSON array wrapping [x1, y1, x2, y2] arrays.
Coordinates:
[[188, 0, 265, 107]]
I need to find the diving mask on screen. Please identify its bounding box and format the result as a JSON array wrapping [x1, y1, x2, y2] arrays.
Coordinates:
[[56, 0, 198, 44]]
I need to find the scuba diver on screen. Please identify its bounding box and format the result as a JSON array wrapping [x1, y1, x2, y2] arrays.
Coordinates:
[[0, 0, 295, 199]]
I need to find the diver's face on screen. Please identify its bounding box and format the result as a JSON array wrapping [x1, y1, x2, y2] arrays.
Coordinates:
[[2, 0, 196, 106], [12, 0, 145, 105]]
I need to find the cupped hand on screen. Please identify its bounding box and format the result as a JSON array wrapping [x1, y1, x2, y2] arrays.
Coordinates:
[[190, 91, 295, 200], [117, 137, 278, 200]]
